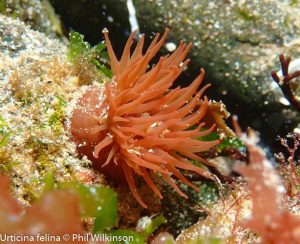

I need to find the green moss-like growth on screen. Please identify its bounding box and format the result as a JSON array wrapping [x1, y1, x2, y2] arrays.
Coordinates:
[[0, 161, 19, 173], [68, 31, 112, 78], [186, 238, 224, 244], [0, 0, 5, 13], [46, 94, 67, 135], [197, 129, 244, 158], [0, 115, 11, 148], [67, 31, 90, 63]]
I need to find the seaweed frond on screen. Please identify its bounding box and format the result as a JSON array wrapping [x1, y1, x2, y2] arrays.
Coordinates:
[[233, 116, 300, 243], [271, 54, 300, 112]]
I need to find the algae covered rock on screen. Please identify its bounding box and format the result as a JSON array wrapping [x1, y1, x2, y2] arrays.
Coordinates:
[[0, 15, 102, 205], [133, 0, 300, 106], [0, 13, 64, 58], [0, 0, 63, 37]]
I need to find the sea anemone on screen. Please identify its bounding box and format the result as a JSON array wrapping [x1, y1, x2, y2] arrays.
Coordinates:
[[70, 28, 220, 208]]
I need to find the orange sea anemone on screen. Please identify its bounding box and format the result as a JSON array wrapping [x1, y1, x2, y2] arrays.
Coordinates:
[[70, 28, 220, 208]]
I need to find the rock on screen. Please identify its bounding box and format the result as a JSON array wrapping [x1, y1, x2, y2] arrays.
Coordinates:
[[1, 0, 63, 37], [0, 15, 101, 205], [161, 180, 219, 236], [0, 14, 64, 58]]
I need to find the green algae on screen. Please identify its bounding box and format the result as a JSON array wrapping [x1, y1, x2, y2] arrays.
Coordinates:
[[47, 94, 67, 135], [0, 115, 11, 148], [59, 181, 118, 232], [0, 161, 19, 172], [108, 215, 167, 243], [0, 0, 5, 13], [39, 175, 167, 243], [68, 30, 112, 78], [186, 238, 223, 244]]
